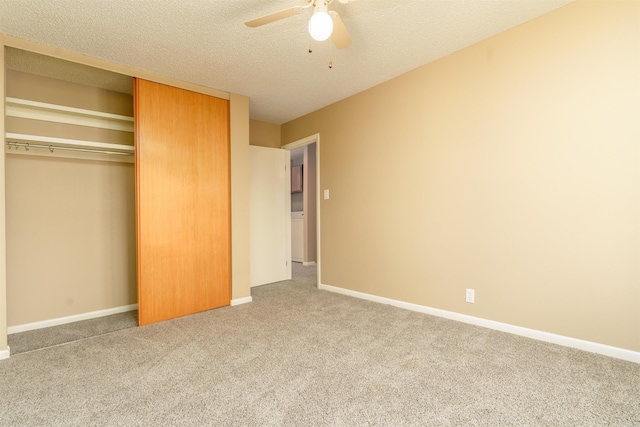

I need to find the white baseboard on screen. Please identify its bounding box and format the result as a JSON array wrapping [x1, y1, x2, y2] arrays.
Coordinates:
[[8, 304, 138, 335], [302, 261, 317, 266], [319, 283, 640, 364], [0, 346, 9, 360], [231, 296, 252, 306]]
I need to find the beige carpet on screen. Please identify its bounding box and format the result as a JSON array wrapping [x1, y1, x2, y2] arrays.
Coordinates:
[[1, 264, 638, 426], [8, 263, 314, 355]]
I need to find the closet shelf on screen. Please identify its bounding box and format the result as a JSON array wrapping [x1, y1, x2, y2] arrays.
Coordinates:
[[6, 132, 134, 153], [6, 97, 134, 132]]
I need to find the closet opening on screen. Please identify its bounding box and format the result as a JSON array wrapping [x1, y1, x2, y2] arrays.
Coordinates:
[[4, 47, 137, 354]]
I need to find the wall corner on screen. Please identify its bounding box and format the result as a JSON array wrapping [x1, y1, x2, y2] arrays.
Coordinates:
[[0, 42, 8, 354], [229, 93, 251, 301]]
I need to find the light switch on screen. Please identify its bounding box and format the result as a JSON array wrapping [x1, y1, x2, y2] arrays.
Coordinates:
[[323, 189, 330, 200]]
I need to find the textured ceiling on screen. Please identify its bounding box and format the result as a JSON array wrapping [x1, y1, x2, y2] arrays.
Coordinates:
[[0, 0, 573, 124]]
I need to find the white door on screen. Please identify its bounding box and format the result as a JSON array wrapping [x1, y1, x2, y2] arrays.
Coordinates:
[[249, 146, 291, 287]]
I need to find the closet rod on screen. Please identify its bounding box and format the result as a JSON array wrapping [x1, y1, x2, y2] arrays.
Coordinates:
[[6, 141, 133, 156]]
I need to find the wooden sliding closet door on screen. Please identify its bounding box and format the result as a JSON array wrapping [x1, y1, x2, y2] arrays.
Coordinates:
[[135, 79, 230, 326]]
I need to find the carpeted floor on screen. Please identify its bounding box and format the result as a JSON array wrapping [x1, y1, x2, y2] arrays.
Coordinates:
[[1, 263, 638, 426], [7, 262, 315, 355]]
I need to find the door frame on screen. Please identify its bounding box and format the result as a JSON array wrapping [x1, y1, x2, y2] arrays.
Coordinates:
[[282, 133, 321, 287]]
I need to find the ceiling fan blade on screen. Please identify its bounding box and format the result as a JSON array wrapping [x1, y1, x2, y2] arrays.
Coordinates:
[[329, 12, 352, 49], [245, 6, 305, 28]]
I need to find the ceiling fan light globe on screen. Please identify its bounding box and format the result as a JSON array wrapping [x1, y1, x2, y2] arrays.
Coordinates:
[[308, 11, 333, 41]]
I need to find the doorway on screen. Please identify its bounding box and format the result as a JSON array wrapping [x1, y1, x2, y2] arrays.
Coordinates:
[[283, 134, 321, 286]]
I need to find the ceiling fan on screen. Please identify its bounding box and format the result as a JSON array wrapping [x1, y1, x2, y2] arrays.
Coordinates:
[[245, 0, 355, 50]]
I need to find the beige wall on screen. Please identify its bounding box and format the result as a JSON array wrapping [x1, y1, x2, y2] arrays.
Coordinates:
[[282, 1, 640, 352], [249, 119, 281, 148], [230, 94, 251, 301], [6, 156, 136, 325]]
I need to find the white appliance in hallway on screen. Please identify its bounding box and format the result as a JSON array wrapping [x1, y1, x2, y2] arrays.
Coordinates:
[[291, 211, 304, 263]]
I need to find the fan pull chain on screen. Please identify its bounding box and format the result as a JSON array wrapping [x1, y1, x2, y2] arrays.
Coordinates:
[[328, 39, 334, 69]]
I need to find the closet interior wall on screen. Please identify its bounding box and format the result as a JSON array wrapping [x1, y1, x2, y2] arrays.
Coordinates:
[[5, 69, 136, 328]]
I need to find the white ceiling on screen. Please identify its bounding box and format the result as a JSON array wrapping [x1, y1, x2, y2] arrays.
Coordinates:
[[0, 0, 573, 124]]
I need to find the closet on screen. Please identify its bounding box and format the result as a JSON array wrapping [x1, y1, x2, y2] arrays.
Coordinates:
[[5, 48, 231, 332], [4, 49, 136, 330]]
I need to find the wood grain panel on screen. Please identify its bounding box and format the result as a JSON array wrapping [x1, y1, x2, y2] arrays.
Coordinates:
[[135, 79, 230, 326]]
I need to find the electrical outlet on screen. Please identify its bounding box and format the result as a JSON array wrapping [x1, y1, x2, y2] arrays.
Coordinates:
[[465, 288, 475, 303]]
